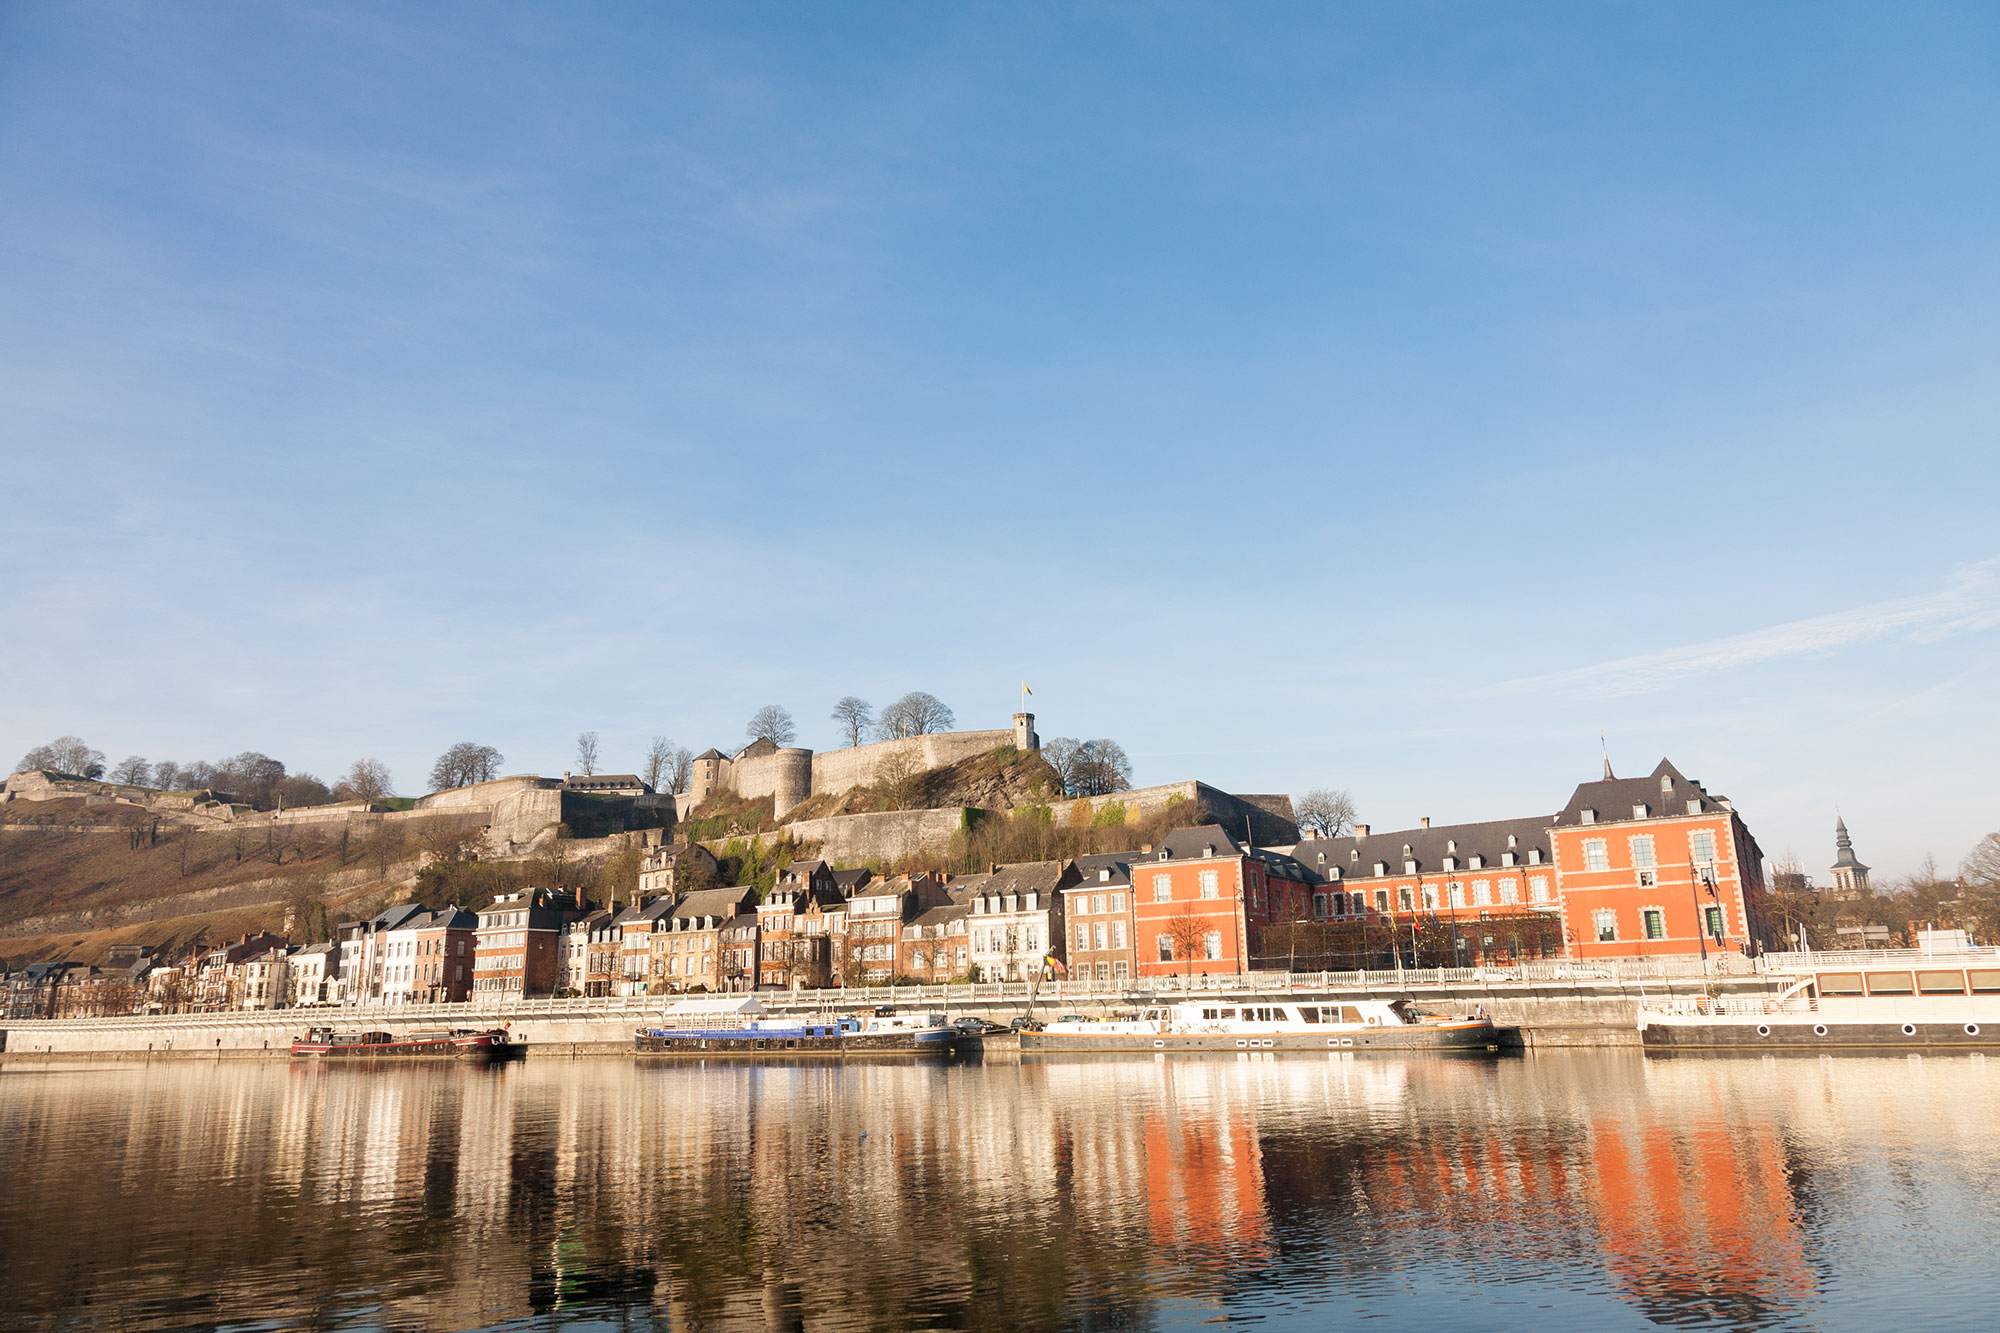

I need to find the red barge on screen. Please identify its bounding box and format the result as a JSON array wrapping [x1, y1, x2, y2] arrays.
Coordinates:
[[290, 1026, 515, 1060]]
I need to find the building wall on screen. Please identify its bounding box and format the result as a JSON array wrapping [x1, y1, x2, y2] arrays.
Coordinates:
[[1063, 886, 1136, 984], [807, 728, 1023, 798], [1551, 812, 1760, 959], [1132, 856, 1256, 978]]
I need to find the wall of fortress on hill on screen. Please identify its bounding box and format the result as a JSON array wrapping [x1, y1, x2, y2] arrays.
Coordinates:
[[682, 713, 1040, 818]]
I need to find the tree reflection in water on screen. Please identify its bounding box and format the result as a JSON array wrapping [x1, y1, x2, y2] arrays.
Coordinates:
[[1, 1052, 1996, 1330]]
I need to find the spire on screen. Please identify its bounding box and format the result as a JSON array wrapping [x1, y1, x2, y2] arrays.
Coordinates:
[[1599, 732, 1614, 781]]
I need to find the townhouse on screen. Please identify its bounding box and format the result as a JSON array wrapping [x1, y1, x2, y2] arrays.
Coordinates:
[[966, 860, 1078, 983], [561, 908, 616, 997], [899, 902, 970, 983], [758, 860, 842, 989], [615, 897, 677, 996], [474, 888, 586, 998], [846, 874, 947, 985], [656, 886, 759, 993], [1063, 854, 1136, 984]]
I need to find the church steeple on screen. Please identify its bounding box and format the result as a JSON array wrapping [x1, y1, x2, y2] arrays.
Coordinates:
[[1830, 813, 1871, 899]]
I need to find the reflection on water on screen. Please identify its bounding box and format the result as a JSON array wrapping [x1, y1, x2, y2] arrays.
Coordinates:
[[2, 1051, 1996, 1331]]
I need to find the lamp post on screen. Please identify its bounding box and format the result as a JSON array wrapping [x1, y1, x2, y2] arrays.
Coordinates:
[[1688, 866, 1713, 983]]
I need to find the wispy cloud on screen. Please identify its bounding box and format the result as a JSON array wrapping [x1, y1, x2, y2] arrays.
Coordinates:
[[1486, 559, 2000, 698]]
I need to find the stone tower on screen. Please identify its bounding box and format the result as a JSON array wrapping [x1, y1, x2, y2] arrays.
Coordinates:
[[1829, 815, 1871, 899], [1012, 712, 1039, 752]]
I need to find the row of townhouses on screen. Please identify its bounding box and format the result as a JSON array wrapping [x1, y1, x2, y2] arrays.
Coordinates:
[[2, 757, 1783, 1015]]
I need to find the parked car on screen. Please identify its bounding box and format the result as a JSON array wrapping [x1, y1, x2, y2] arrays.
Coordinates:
[[1055, 1014, 1090, 1025], [1009, 1015, 1045, 1032], [872, 1005, 897, 1017], [953, 1016, 1000, 1036]]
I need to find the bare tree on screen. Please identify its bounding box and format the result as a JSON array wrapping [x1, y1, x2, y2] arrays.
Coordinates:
[[1071, 740, 1133, 797], [874, 747, 921, 810], [877, 692, 954, 740], [575, 731, 601, 775], [1167, 902, 1209, 981], [643, 736, 691, 792], [110, 755, 152, 786], [16, 736, 106, 779], [747, 705, 797, 747], [1295, 788, 1358, 839], [335, 758, 393, 804], [830, 696, 873, 747], [429, 743, 503, 791], [1041, 737, 1132, 797], [1961, 834, 2000, 943], [152, 760, 183, 790]]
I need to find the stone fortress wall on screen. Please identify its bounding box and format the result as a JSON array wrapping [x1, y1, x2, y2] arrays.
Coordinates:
[[683, 713, 1041, 819]]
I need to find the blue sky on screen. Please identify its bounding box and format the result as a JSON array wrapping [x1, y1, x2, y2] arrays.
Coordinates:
[[3, 3, 1996, 880]]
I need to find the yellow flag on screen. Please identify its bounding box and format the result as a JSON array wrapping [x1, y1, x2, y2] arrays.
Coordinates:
[[1021, 682, 1032, 696]]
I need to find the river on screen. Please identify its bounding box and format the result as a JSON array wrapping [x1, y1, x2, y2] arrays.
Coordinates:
[[1, 1051, 1995, 1331]]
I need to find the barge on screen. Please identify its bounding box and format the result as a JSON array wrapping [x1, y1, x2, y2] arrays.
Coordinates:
[[634, 997, 977, 1059], [1639, 962, 2000, 1052], [290, 1026, 514, 1059], [1017, 998, 1499, 1054]]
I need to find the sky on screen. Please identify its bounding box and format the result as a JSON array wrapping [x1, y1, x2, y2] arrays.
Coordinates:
[[2, 2, 1996, 881]]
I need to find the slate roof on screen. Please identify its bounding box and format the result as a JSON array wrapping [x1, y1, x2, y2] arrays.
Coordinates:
[[1292, 814, 1555, 883], [1551, 758, 1729, 827], [830, 867, 873, 892], [1144, 825, 1244, 863], [672, 886, 758, 925], [370, 903, 427, 932], [614, 897, 677, 927], [693, 749, 727, 762], [1069, 853, 1132, 889], [910, 903, 968, 933], [564, 773, 651, 793], [973, 860, 1076, 899]]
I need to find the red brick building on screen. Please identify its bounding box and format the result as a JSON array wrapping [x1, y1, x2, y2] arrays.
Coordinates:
[[1132, 828, 1310, 979], [1548, 759, 1770, 959], [474, 888, 585, 998]]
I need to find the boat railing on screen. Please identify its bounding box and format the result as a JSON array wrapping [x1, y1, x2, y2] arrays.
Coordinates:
[[1646, 995, 1818, 1017]]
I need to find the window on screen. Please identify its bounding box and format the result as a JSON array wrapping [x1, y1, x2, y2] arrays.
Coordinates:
[[1313, 893, 1328, 919], [1473, 880, 1492, 906], [1092, 922, 1106, 950], [1704, 906, 1724, 939], [1580, 809, 1596, 824], [1689, 830, 1717, 867], [1153, 875, 1172, 903], [1642, 909, 1665, 940], [1499, 880, 1517, 905], [1090, 894, 1105, 914], [1199, 871, 1220, 899], [1583, 839, 1609, 872], [1112, 922, 1127, 949], [1421, 885, 1439, 910], [1448, 883, 1465, 908], [1916, 970, 1965, 995], [1203, 931, 1222, 961], [1398, 887, 1414, 911], [1109, 893, 1124, 913], [1594, 909, 1617, 942], [1157, 935, 1174, 963], [1076, 923, 1090, 952], [1865, 972, 1914, 996], [1530, 876, 1550, 903]]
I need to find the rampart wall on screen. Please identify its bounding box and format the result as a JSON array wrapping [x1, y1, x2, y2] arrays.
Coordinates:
[[808, 729, 1018, 797], [702, 807, 969, 866]]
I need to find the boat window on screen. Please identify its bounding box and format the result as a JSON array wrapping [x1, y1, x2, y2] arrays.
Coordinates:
[[1968, 970, 2000, 994], [1301, 1006, 1320, 1023], [1917, 970, 1967, 995], [1865, 971, 1914, 996], [1217, 1008, 1237, 1020], [1816, 972, 1864, 996], [1202, 1008, 1218, 1020]]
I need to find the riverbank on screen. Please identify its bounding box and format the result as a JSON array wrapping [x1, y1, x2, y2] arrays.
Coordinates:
[[0, 974, 1785, 1060]]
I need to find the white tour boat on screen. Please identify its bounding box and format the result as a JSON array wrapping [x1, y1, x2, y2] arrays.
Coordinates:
[[1638, 961, 2000, 1052], [1016, 997, 1499, 1054]]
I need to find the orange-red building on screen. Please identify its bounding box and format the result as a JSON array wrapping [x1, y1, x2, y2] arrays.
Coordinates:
[[1131, 827, 1311, 979], [1548, 759, 1769, 959], [1287, 757, 1771, 962]]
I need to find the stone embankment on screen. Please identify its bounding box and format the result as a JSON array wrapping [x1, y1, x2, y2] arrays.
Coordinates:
[[0, 974, 1782, 1061]]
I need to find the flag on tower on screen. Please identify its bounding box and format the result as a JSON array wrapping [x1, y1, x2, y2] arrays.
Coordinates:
[[1022, 683, 1032, 696]]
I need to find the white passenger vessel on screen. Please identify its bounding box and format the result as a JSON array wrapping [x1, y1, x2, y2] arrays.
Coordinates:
[[635, 997, 975, 1058], [1638, 960, 2000, 1052], [1016, 998, 1498, 1054]]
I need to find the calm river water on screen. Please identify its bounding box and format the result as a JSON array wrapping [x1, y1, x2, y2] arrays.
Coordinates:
[[2, 1051, 1996, 1331]]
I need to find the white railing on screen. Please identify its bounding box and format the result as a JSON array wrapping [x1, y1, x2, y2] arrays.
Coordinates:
[[10, 955, 1794, 1030], [1644, 994, 1817, 1018], [1757, 946, 2000, 973]]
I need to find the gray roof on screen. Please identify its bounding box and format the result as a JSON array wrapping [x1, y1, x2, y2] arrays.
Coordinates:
[[694, 748, 727, 761], [370, 903, 427, 932], [1551, 758, 1728, 827], [1069, 854, 1132, 889], [973, 860, 1076, 898], [613, 897, 677, 926], [830, 867, 873, 891], [564, 773, 651, 792], [1292, 814, 1554, 883], [1144, 825, 1243, 863], [912, 902, 968, 931], [672, 886, 758, 924]]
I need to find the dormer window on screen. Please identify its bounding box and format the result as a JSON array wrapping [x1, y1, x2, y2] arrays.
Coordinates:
[[1350, 849, 1359, 862], [1442, 857, 1457, 872], [1202, 844, 1215, 858], [1447, 839, 1457, 855], [1686, 800, 1701, 816], [1632, 804, 1649, 820], [1402, 843, 1412, 857], [1158, 850, 1170, 861], [1404, 859, 1417, 874], [1530, 848, 1544, 864], [1316, 852, 1326, 863], [1580, 809, 1596, 824], [1374, 861, 1387, 877], [1507, 834, 1518, 850], [1329, 867, 1341, 880], [1501, 852, 1516, 867], [1661, 775, 1674, 793], [1099, 868, 1112, 881], [1469, 854, 1484, 870]]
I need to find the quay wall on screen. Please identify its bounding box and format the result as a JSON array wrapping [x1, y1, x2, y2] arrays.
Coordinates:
[[0, 976, 1784, 1060]]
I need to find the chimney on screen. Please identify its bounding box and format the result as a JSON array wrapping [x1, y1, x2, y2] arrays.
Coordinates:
[[1420, 817, 1431, 829], [1140, 844, 1153, 854], [1353, 824, 1369, 839]]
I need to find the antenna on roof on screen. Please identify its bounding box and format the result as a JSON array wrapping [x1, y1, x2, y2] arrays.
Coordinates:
[[1599, 731, 1614, 781]]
